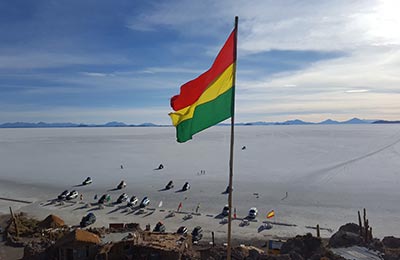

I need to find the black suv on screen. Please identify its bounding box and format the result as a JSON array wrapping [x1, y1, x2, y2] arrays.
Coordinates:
[[80, 213, 96, 228], [165, 180, 174, 190], [177, 226, 188, 235], [191, 226, 203, 242], [182, 182, 190, 191], [153, 221, 166, 233]]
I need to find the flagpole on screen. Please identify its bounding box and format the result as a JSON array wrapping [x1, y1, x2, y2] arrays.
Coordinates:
[[227, 16, 238, 260]]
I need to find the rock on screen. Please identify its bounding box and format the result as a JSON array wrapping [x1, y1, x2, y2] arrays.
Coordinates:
[[247, 246, 264, 259], [287, 252, 304, 260], [383, 255, 400, 260], [199, 245, 247, 260], [338, 223, 360, 234], [382, 236, 400, 260], [6, 234, 26, 247], [329, 230, 362, 248], [262, 255, 291, 260], [369, 238, 384, 252], [281, 233, 323, 259], [329, 223, 364, 248], [382, 236, 400, 249], [280, 233, 345, 260], [38, 215, 65, 229]]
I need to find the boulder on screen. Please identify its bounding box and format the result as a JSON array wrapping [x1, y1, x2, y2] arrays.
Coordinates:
[[247, 246, 264, 259], [38, 215, 65, 229], [369, 238, 384, 252], [281, 233, 323, 259], [329, 230, 362, 248], [23, 240, 51, 260], [382, 236, 400, 249], [382, 236, 400, 260], [329, 223, 363, 248], [6, 234, 25, 247], [287, 252, 304, 260], [338, 223, 360, 234], [262, 255, 291, 260]]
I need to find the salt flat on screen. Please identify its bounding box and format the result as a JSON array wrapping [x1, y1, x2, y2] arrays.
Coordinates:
[[0, 125, 399, 240]]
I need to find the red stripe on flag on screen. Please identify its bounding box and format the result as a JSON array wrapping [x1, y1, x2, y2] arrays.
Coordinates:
[[170, 29, 236, 111]]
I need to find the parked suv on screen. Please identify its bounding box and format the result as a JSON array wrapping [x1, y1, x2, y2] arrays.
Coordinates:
[[66, 190, 78, 200], [127, 196, 138, 207], [80, 213, 96, 227], [58, 190, 69, 200], [140, 197, 150, 208], [177, 226, 188, 235], [82, 177, 92, 185], [117, 180, 126, 189], [116, 193, 128, 203], [182, 182, 190, 191], [191, 226, 203, 242], [98, 194, 110, 204], [165, 180, 174, 190], [222, 205, 229, 216], [153, 221, 166, 233], [248, 207, 258, 219]]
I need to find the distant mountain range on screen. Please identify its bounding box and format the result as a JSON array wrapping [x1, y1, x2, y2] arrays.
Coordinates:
[[0, 118, 399, 128], [242, 118, 400, 126], [0, 121, 163, 128]]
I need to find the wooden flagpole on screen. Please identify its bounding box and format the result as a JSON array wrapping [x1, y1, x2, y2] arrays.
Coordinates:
[[227, 16, 238, 260]]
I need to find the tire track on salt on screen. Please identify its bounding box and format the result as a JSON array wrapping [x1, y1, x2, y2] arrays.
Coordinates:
[[298, 132, 400, 184]]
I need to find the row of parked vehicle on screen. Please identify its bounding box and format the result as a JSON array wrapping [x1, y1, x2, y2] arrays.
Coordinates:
[[84, 177, 126, 190], [153, 222, 203, 242], [95, 193, 150, 208], [79, 215, 203, 244], [221, 205, 258, 219], [59, 192, 257, 221], [57, 191, 149, 209], [57, 177, 92, 201], [58, 178, 190, 202], [165, 180, 190, 191], [80, 177, 192, 192], [57, 190, 78, 200]]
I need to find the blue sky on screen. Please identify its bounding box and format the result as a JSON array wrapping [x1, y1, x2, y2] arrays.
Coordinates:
[[1, 0, 399, 124]]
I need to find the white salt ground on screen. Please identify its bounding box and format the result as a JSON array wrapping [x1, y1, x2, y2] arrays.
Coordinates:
[[0, 125, 399, 241]]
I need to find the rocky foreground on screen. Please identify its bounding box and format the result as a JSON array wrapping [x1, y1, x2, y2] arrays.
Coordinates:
[[1, 211, 400, 260]]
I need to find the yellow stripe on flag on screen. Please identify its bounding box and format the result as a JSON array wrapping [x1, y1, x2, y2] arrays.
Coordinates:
[[169, 63, 234, 126]]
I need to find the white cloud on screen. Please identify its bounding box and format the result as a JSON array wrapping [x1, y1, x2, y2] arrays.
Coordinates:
[[138, 67, 202, 74], [126, 0, 400, 122], [2, 0, 399, 123], [0, 52, 129, 70], [81, 72, 112, 77], [127, 1, 224, 33], [127, 0, 400, 52], [345, 89, 369, 93], [234, 44, 400, 122]]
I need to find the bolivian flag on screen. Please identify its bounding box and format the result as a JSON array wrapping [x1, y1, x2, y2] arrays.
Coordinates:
[[169, 28, 237, 143], [267, 210, 275, 219]]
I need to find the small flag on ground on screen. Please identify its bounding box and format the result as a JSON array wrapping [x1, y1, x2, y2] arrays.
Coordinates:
[[169, 27, 237, 143], [267, 210, 275, 219], [177, 202, 182, 212]]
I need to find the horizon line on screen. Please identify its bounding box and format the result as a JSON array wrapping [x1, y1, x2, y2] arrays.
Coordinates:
[[1, 117, 399, 128]]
